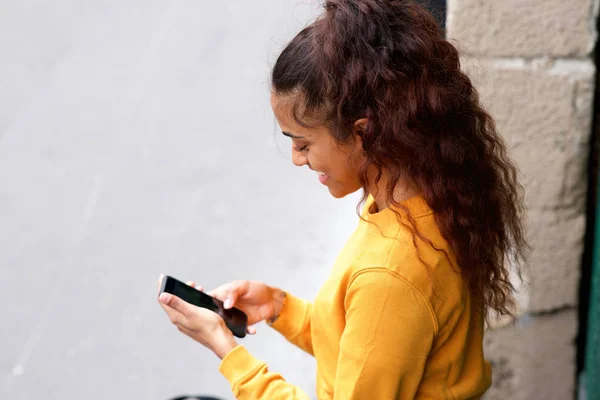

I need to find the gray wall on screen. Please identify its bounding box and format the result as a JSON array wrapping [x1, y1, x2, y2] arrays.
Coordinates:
[[0, 2, 361, 399]]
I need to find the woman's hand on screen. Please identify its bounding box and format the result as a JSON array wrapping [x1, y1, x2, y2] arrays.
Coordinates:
[[208, 280, 286, 335], [157, 276, 237, 359]]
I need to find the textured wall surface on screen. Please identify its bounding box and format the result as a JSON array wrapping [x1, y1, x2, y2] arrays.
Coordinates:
[[448, 0, 599, 398], [448, 0, 597, 57]]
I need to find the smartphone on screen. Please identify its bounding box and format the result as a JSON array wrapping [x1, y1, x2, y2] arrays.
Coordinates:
[[159, 275, 247, 338]]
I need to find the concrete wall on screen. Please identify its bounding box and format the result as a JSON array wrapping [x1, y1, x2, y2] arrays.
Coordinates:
[[0, 2, 351, 399], [448, 1, 599, 398]]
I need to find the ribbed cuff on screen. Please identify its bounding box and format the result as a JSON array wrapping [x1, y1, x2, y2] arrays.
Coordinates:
[[268, 292, 309, 339], [219, 345, 263, 388]]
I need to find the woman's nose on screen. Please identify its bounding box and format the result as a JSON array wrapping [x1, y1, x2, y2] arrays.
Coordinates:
[[291, 149, 308, 167]]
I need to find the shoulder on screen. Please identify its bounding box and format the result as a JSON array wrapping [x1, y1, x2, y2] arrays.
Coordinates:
[[349, 212, 468, 325], [344, 266, 440, 335], [351, 211, 458, 288]]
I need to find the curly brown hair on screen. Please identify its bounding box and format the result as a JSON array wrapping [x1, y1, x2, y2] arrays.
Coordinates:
[[271, 0, 527, 319]]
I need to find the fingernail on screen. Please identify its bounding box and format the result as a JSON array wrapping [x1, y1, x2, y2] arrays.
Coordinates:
[[224, 299, 232, 309], [159, 293, 170, 303]]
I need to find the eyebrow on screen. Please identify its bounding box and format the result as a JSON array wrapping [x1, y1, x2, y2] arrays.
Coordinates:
[[282, 131, 305, 139]]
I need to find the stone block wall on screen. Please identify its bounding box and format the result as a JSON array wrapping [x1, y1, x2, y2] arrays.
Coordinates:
[[448, 0, 599, 398]]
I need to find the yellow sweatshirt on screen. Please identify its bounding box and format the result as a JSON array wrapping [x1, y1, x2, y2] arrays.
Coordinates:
[[219, 195, 492, 399]]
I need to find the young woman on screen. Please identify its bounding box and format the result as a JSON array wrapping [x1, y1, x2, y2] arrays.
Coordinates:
[[158, 0, 526, 398]]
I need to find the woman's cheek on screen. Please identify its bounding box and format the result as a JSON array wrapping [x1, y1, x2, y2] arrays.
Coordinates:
[[308, 155, 320, 172]]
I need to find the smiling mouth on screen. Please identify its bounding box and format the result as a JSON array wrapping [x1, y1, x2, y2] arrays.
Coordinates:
[[316, 171, 329, 184]]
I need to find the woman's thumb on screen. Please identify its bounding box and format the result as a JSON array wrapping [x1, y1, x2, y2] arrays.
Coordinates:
[[210, 281, 245, 309], [224, 292, 238, 309]]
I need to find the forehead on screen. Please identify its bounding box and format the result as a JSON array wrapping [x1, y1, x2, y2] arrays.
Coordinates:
[[270, 93, 297, 123], [270, 92, 324, 134]]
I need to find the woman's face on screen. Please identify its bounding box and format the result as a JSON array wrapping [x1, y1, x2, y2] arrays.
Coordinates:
[[270, 93, 364, 198]]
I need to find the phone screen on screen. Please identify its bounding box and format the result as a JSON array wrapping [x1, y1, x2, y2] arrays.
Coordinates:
[[160, 275, 248, 338], [165, 278, 221, 312]]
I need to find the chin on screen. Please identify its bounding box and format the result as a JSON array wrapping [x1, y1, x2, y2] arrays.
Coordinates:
[[329, 189, 346, 199], [328, 185, 361, 199]]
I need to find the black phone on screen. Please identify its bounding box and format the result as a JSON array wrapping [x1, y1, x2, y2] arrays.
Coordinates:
[[159, 275, 247, 338]]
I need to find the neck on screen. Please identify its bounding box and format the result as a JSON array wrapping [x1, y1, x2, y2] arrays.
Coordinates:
[[367, 171, 420, 212]]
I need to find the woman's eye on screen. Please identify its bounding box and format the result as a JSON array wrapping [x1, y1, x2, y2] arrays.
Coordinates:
[[294, 144, 308, 152]]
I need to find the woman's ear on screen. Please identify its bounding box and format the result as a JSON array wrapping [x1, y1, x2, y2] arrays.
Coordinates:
[[353, 118, 369, 150]]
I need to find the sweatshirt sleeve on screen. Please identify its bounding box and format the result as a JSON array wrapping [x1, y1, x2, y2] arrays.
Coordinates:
[[217, 292, 314, 399], [219, 345, 311, 400], [218, 272, 436, 400], [267, 292, 314, 355], [333, 269, 437, 399]]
